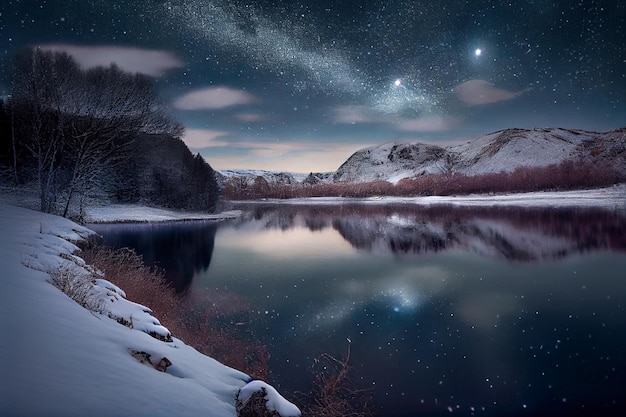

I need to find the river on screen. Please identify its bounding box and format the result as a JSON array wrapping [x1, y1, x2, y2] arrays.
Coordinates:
[[89, 203, 626, 416]]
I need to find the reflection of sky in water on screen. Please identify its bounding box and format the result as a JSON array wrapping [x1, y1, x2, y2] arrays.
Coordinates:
[[196, 225, 452, 322], [193, 221, 626, 416], [95, 207, 626, 416], [215, 226, 353, 260]]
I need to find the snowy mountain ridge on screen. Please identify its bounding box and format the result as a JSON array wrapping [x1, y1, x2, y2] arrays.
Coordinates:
[[219, 127, 625, 186], [333, 127, 626, 183], [218, 169, 334, 187]]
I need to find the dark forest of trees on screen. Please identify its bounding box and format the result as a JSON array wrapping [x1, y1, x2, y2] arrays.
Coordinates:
[[0, 48, 219, 219]]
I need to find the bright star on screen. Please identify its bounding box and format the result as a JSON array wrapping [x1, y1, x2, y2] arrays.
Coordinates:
[[474, 48, 482, 57], [394, 79, 402, 87]]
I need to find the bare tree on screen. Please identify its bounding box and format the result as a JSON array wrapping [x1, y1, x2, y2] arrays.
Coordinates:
[[60, 63, 182, 218], [11, 49, 75, 212], [11, 48, 183, 216]]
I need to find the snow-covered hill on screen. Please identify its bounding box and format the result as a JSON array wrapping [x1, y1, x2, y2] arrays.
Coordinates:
[[333, 127, 626, 183], [0, 202, 299, 417]]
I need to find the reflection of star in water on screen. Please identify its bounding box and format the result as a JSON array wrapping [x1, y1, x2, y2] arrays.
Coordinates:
[[384, 287, 421, 312]]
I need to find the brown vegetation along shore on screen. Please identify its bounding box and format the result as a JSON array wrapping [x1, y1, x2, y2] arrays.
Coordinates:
[[80, 243, 270, 381], [223, 159, 624, 200], [79, 242, 376, 416]]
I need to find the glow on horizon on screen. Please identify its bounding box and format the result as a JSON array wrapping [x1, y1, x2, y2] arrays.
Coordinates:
[[194, 140, 368, 173], [203, 151, 350, 173]]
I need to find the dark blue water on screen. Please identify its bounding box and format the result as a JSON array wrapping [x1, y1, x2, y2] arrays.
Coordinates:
[[90, 204, 626, 416]]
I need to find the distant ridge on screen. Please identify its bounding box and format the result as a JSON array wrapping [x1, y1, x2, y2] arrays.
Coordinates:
[[333, 127, 625, 183], [220, 127, 625, 186]]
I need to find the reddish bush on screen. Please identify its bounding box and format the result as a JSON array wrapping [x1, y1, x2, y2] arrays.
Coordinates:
[[81, 244, 269, 380], [222, 158, 623, 200]]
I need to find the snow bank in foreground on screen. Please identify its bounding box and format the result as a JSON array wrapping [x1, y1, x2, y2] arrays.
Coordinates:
[[0, 202, 299, 417]]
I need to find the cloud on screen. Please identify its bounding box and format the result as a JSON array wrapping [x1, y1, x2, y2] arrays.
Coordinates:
[[182, 128, 230, 148], [37, 44, 183, 76], [173, 87, 260, 110], [332, 105, 459, 132], [331, 106, 383, 124], [454, 79, 528, 106], [396, 115, 461, 132]]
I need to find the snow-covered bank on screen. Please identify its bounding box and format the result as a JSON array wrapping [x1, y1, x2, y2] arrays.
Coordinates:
[[0, 186, 242, 224], [83, 203, 242, 223], [0, 203, 299, 417], [239, 185, 626, 210]]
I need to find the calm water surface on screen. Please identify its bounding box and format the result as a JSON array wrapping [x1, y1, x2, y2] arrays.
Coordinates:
[[90, 204, 626, 417]]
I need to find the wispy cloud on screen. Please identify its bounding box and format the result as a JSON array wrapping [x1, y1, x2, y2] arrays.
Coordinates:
[[332, 105, 459, 133], [173, 87, 260, 110], [37, 44, 183, 76], [331, 106, 382, 124], [182, 128, 230, 148], [396, 115, 461, 132], [454, 79, 528, 106]]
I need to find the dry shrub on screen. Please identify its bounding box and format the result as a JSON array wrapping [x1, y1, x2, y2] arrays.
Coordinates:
[[49, 263, 103, 312], [223, 158, 624, 201], [81, 244, 269, 379], [236, 388, 280, 417], [298, 344, 376, 417], [81, 246, 176, 316]]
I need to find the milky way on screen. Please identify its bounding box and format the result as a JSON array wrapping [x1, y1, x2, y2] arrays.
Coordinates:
[[1, 0, 624, 171]]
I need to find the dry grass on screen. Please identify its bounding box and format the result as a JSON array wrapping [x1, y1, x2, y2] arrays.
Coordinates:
[[80, 243, 269, 380], [49, 262, 103, 312], [80, 244, 373, 414]]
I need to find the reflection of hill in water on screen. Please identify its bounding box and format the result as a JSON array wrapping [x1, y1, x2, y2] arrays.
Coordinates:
[[89, 221, 218, 291], [236, 204, 626, 261]]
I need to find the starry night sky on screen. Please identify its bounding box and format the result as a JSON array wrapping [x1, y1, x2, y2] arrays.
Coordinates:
[[1, 0, 625, 173]]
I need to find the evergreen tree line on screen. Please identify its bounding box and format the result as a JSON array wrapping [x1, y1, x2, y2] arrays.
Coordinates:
[[0, 49, 219, 218]]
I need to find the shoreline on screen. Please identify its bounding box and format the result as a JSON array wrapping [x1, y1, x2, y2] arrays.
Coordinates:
[[2, 184, 625, 225], [229, 184, 626, 210]]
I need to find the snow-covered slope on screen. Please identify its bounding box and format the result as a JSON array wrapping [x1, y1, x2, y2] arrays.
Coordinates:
[[218, 169, 335, 187], [333, 142, 449, 184], [0, 203, 299, 417], [333, 127, 626, 183], [219, 169, 303, 185]]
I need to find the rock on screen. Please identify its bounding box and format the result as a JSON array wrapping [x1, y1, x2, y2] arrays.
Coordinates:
[[129, 349, 172, 372]]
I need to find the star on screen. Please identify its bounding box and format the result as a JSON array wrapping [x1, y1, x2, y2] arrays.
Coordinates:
[[394, 79, 402, 87], [474, 48, 482, 57]]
